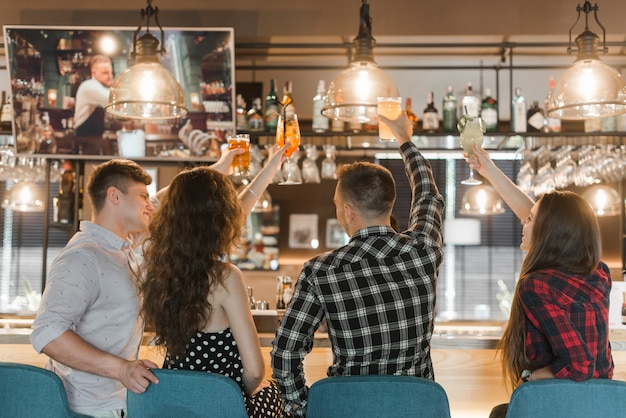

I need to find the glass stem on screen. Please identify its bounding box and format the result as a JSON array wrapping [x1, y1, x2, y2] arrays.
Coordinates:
[[286, 158, 292, 182]]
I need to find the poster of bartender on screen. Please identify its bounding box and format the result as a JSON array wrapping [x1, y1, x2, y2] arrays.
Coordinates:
[[72, 54, 114, 154]]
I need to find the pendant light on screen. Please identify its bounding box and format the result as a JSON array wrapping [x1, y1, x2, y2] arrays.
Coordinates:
[[546, 0, 626, 120], [1, 181, 45, 213], [581, 184, 620, 217], [105, 0, 188, 120], [321, 0, 399, 124], [459, 185, 505, 216]]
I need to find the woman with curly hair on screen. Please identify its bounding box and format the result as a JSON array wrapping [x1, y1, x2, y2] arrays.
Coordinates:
[[141, 153, 287, 417], [466, 145, 614, 418]]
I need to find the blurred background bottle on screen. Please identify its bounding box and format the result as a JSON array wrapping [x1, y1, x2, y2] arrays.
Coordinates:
[[527, 100, 546, 132], [0, 91, 12, 132], [544, 76, 561, 133], [264, 79, 279, 132], [282, 80, 295, 118], [405, 98, 419, 133], [247, 98, 264, 131], [422, 91, 439, 132], [236, 94, 248, 130], [312, 80, 329, 133], [442, 86, 457, 132], [480, 88, 498, 132], [511, 87, 527, 133], [461, 82, 479, 117]]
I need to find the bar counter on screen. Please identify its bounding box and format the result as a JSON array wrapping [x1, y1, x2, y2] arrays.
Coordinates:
[[2, 319, 626, 418]]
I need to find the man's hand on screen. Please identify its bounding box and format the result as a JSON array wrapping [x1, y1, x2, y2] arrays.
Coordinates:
[[119, 359, 160, 394], [378, 112, 412, 145]]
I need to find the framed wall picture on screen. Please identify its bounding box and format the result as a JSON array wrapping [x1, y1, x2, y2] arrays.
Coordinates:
[[289, 214, 319, 249], [3, 25, 235, 157], [325, 218, 349, 248]]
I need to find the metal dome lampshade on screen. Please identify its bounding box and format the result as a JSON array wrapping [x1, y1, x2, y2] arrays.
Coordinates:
[[459, 185, 505, 216], [321, 0, 399, 124], [105, 0, 188, 120], [1, 181, 45, 213], [546, 0, 626, 120], [581, 184, 620, 217]]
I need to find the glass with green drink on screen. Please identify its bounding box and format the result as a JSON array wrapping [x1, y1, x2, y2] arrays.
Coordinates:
[[458, 114, 485, 185]]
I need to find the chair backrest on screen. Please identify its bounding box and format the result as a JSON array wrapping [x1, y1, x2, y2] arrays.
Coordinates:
[[506, 379, 626, 418], [127, 368, 248, 418], [0, 362, 90, 418], [306, 375, 451, 418]]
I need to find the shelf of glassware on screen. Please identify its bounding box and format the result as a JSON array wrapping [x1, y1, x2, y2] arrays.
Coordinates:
[[242, 129, 626, 152]]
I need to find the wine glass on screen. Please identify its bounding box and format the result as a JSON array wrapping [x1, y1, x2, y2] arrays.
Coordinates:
[[458, 114, 485, 185], [276, 112, 302, 185]]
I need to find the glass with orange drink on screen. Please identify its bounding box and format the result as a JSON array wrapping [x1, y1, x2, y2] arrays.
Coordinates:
[[276, 113, 302, 184], [227, 133, 251, 177]]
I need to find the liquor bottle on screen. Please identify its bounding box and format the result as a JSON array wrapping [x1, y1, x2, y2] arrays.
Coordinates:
[[442, 86, 458, 132], [281, 80, 295, 119], [57, 160, 75, 224], [622, 292, 626, 325], [0, 92, 12, 132], [235, 94, 248, 130], [264, 79, 279, 132], [37, 111, 56, 154], [422, 91, 439, 132], [511, 87, 527, 133], [480, 88, 499, 132], [312, 80, 330, 133], [527, 100, 546, 132], [247, 98, 264, 131], [405, 98, 419, 133], [460, 82, 479, 118], [544, 77, 561, 133]]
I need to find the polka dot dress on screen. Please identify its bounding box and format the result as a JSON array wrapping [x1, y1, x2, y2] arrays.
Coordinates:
[[164, 328, 287, 418]]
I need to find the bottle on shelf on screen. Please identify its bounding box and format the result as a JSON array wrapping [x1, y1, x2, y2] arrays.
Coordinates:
[[56, 160, 75, 224], [330, 118, 345, 132], [281, 80, 295, 118], [247, 286, 256, 310], [460, 82, 479, 118], [264, 79, 279, 132], [247, 98, 264, 131], [312, 80, 330, 133], [422, 91, 439, 132], [0, 91, 12, 132], [544, 77, 561, 133], [480, 88, 499, 132], [511, 87, 527, 133], [405, 98, 419, 133], [37, 111, 56, 153], [527, 100, 546, 132], [442, 86, 458, 132], [236, 94, 248, 130]]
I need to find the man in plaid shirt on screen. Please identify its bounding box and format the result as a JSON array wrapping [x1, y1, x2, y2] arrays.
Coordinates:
[[271, 112, 444, 416]]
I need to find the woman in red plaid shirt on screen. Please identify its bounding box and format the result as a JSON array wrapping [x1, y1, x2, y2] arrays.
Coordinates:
[[466, 145, 614, 418]]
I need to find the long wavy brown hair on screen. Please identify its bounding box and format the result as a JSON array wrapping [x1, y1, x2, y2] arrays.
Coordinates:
[[140, 166, 243, 358], [499, 191, 601, 391]]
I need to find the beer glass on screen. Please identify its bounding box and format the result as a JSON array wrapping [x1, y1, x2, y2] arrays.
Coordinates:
[[377, 97, 402, 141], [228, 133, 251, 177]]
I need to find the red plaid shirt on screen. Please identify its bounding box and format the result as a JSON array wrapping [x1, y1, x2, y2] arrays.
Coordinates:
[[520, 262, 614, 381]]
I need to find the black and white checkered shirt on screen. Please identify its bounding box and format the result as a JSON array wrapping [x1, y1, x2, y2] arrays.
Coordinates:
[[271, 142, 444, 416]]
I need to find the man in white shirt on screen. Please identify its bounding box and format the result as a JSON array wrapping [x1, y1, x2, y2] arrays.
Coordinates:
[[31, 159, 159, 417], [73, 55, 113, 154]]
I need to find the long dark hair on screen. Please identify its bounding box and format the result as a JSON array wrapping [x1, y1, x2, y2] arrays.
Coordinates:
[[140, 167, 243, 358], [499, 191, 601, 390]]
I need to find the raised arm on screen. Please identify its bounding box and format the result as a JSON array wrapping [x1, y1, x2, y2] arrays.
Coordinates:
[[466, 145, 535, 221], [238, 143, 288, 217]]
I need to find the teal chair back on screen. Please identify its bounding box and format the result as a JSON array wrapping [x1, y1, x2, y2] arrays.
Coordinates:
[[127, 368, 248, 418], [506, 379, 626, 418], [0, 362, 90, 417], [306, 375, 451, 418]]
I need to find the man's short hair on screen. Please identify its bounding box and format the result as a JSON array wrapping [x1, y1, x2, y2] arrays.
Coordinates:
[[87, 159, 152, 213], [337, 162, 396, 218], [90, 54, 111, 69]]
